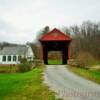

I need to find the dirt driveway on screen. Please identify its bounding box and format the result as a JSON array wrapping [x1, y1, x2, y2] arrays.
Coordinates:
[[44, 65, 100, 100]]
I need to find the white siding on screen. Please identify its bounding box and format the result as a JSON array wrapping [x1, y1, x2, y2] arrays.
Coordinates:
[[0, 55, 2, 64], [0, 45, 34, 64], [26, 46, 34, 61], [0, 55, 22, 64]]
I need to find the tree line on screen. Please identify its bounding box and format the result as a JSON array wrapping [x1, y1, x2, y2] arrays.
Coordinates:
[[63, 21, 100, 60]]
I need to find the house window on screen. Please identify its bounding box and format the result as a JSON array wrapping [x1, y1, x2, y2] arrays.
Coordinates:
[[18, 56, 21, 61], [2, 56, 6, 62], [13, 56, 16, 61], [8, 56, 11, 61]]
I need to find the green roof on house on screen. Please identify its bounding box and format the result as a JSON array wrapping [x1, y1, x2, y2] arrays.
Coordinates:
[[0, 46, 28, 55]]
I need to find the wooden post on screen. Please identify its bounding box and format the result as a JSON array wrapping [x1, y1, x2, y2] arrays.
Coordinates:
[[43, 47, 48, 64], [62, 49, 67, 64], [68, 46, 70, 64], [68, 47, 70, 59]]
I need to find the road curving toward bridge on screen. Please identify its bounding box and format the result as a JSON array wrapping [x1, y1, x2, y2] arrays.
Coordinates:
[[44, 65, 100, 100]]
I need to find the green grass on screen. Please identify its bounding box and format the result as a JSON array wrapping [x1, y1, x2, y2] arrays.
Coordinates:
[[68, 66, 100, 84], [0, 66, 56, 100], [48, 59, 62, 65]]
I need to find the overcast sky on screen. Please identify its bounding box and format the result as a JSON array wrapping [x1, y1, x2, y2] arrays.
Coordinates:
[[0, 0, 100, 44]]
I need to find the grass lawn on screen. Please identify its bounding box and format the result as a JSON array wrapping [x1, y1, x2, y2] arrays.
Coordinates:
[[0, 66, 56, 100], [48, 59, 62, 65], [68, 66, 100, 84]]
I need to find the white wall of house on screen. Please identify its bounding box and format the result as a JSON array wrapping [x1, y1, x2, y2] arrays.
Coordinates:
[[0, 55, 21, 64], [0, 45, 34, 65], [0, 55, 2, 64], [26, 46, 34, 61]]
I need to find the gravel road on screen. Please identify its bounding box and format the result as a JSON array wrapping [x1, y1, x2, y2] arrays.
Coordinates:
[[44, 65, 100, 100]]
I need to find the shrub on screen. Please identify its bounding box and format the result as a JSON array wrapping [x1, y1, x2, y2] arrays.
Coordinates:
[[77, 52, 96, 68], [68, 59, 79, 66], [20, 58, 27, 63], [18, 62, 32, 73]]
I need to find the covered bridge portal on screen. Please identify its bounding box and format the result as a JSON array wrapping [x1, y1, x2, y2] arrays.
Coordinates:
[[39, 28, 72, 65]]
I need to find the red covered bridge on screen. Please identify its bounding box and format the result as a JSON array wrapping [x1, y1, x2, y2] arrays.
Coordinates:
[[39, 28, 72, 64]]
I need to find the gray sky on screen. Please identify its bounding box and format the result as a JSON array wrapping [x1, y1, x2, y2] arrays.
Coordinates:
[[0, 0, 100, 44]]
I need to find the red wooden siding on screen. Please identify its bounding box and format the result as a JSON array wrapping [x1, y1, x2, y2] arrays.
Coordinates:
[[40, 28, 71, 41]]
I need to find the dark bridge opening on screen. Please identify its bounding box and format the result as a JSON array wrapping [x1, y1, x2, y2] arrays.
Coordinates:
[[39, 28, 72, 65], [48, 51, 62, 64]]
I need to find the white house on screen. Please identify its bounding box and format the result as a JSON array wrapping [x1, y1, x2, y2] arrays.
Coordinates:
[[0, 45, 34, 65]]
